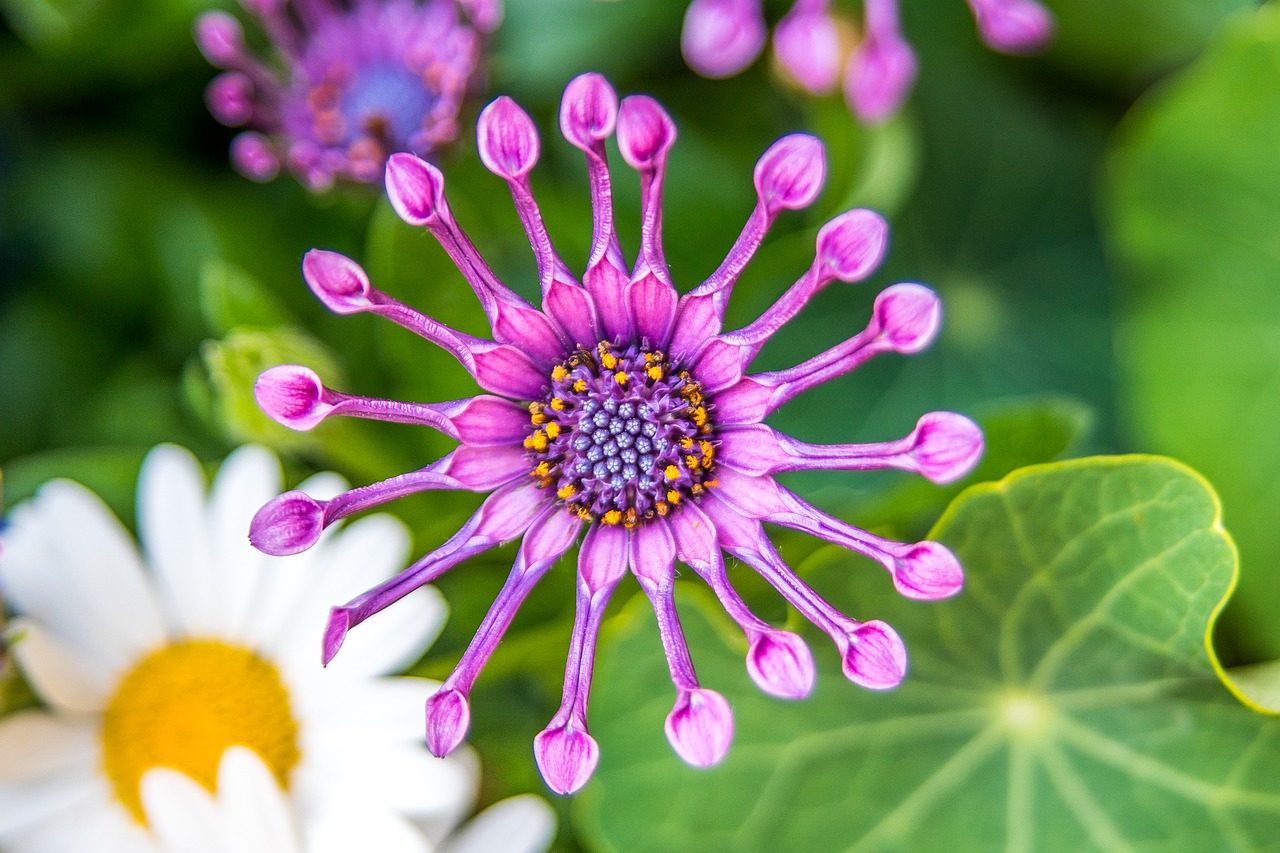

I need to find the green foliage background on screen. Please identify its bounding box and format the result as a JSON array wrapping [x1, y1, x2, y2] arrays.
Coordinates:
[[3, 0, 1280, 850]]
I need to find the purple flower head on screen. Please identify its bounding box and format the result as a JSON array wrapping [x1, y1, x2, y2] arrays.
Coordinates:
[[681, 0, 1054, 124], [194, 0, 499, 190], [250, 73, 982, 795]]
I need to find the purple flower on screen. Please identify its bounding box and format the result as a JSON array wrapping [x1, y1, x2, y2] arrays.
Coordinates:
[[250, 73, 982, 794], [681, 0, 1053, 124], [195, 0, 500, 190]]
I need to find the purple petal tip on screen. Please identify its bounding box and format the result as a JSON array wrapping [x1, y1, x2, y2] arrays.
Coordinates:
[[842, 621, 907, 689], [874, 282, 941, 354], [559, 73, 618, 151], [665, 688, 734, 767], [425, 689, 472, 757], [973, 0, 1054, 54], [912, 412, 984, 484], [230, 132, 278, 182], [322, 606, 352, 666], [254, 364, 330, 430], [754, 133, 826, 214], [249, 491, 324, 557], [385, 152, 445, 226], [746, 631, 815, 699], [773, 10, 843, 94], [617, 95, 676, 171], [845, 35, 917, 124], [892, 541, 965, 601], [534, 724, 599, 795], [194, 11, 243, 66], [478, 96, 540, 180], [817, 209, 889, 283], [681, 0, 767, 79], [302, 249, 372, 314]]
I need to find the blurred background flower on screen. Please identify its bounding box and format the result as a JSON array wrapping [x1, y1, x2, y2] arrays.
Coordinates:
[[0, 444, 554, 853], [195, 0, 500, 188]]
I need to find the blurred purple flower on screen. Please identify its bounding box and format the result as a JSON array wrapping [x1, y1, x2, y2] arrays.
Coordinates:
[[682, 0, 1053, 124], [250, 73, 982, 794], [195, 0, 499, 190]]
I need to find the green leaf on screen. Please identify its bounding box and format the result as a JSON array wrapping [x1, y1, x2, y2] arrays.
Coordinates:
[[575, 457, 1280, 851], [1104, 4, 1280, 661], [198, 260, 295, 337]]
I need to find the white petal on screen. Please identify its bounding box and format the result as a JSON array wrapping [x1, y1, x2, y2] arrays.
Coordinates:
[[140, 766, 225, 853], [208, 747, 299, 853], [0, 712, 99, 835], [6, 794, 159, 853], [7, 619, 113, 712], [299, 677, 435, 746], [1, 480, 166, 670], [138, 444, 219, 637], [264, 514, 416, 675], [440, 795, 557, 853], [322, 584, 447, 680], [304, 807, 431, 853], [206, 446, 282, 641], [311, 742, 476, 820]]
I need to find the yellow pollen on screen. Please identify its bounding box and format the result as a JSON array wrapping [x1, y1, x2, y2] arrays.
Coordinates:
[[530, 412, 547, 426], [551, 365, 569, 382], [647, 365, 664, 381], [100, 640, 299, 826], [524, 432, 548, 452], [679, 436, 695, 450], [624, 508, 638, 528], [572, 379, 588, 393], [545, 422, 561, 439], [691, 483, 705, 495], [665, 465, 680, 481], [532, 461, 552, 477], [599, 350, 618, 370], [667, 489, 682, 504], [686, 454, 701, 471], [656, 501, 670, 516], [603, 509, 623, 525], [614, 372, 629, 386], [557, 484, 577, 499], [528, 402, 544, 415], [691, 406, 708, 427], [550, 398, 566, 411]]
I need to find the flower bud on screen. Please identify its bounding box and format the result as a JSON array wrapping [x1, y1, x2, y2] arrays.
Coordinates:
[[533, 723, 599, 795], [385, 152, 445, 226], [746, 631, 815, 699], [774, 9, 842, 94], [425, 689, 472, 757], [665, 688, 734, 767], [249, 491, 324, 556], [478, 96, 540, 180], [753, 133, 826, 214], [254, 365, 332, 431], [302, 249, 373, 315], [841, 620, 907, 689], [817, 209, 889, 283], [617, 96, 676, 171], [910, 412, 983, 484], [681, 0, 767, 78], [890, 541, 965, 601], [874, 283, 941, 354], [559, 73, 617, 151]]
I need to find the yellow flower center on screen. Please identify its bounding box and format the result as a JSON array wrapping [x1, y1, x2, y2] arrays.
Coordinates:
[[100, 639, 301, 824]]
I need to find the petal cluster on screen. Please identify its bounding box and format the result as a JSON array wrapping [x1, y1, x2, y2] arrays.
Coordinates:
[[681, 0, 1053, 123], [252, 73, 983, 795], [195, 0, 500, 189]]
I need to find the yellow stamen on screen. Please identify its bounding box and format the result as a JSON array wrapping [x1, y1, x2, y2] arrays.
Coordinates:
[[101, 640, 299, 825], [558, 484, 577, 499], [545, 422, 561, 439], [603, 509, 623, 525], [532, 462, 551, 478], [524, 432, 548, 452], [551, 365, 569, 382], [550, 398, 566, 411], [530, 412, 548, 426], [572, 379, 588, 393], [667, 489, 682, 504], [647, 365, 664, 381], [664, 465, 680, 481], [691, 406, 708, 427], [615, 372, 629, 386], [656, 501, 670, 516], [686, 454, 700, 471], [679, 437, 695, 450]]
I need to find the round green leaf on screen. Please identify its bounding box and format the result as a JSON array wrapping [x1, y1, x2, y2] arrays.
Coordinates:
[[1105, 4, 1280, 661], [576, 457, 1280, 850]]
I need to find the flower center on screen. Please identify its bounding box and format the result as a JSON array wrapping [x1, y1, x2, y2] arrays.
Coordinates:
[[340, 64, 435, 146], [525, 341, 718, 527], [100, 640, 300, 825]]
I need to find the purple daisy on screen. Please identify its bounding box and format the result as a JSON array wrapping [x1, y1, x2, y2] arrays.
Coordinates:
[[682, 0, 1054, 123], [195, 0, 500, 189], [249, 73, 983, 794]]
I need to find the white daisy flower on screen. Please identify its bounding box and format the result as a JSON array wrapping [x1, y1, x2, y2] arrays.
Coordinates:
[[0, 444, 556, 853]]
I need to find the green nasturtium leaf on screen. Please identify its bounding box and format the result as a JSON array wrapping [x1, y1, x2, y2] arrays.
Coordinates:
[[576, 457, 1280, 851], [1104, 4, 1280, 663]]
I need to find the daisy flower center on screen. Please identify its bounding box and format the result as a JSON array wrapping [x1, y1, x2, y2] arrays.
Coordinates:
[[525, 340, 718, 527], [100, 639, 300, 824]]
